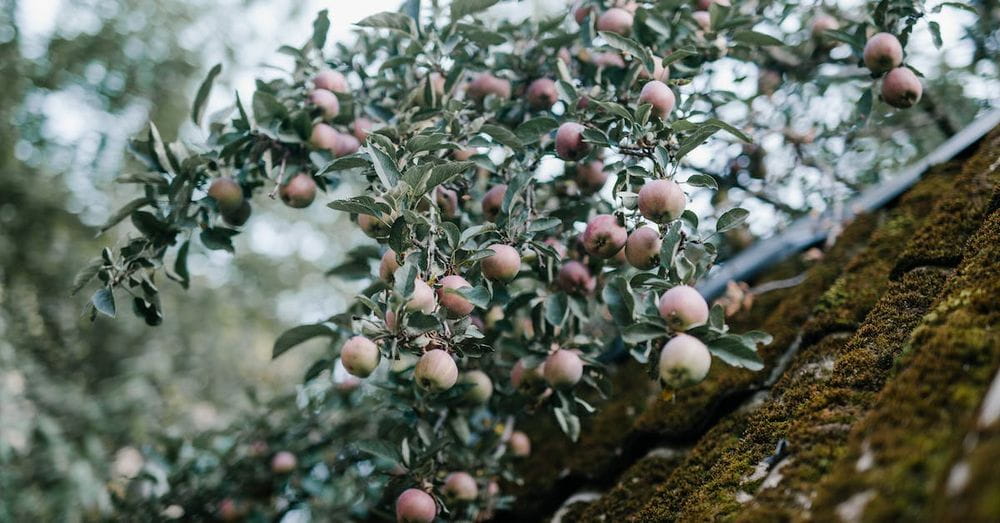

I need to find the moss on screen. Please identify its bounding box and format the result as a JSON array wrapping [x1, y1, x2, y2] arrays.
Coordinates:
[[811, 203, 1000, 522], [891, 131, 1000, 278], [577, 455, 685, 521]]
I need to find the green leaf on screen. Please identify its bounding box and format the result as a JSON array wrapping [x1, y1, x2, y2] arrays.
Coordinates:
[[251, 91, 286, 124], [273, 323, 335, 359], [732, 30, 784, 47], [312, 9, 330, 49], [457, 286, 491, 308], [928, 21, 942, 49], [528, 217, 562, 233], [597, 31, 653, 72], [601, 276, 634, 326], [355, 11, 414, 36], [72, 258, 104, 295], [200, 228, 237, 252], [174, 240, 190, 289], [622, 323, 666, 344], [327, 196, 382, 216], [675, 126, 721, 161], [544, 292, 569, 327], [318, 155, 369, 175], [98, 197, 152, 234], [354, 439, 400, 462], [716, 207, 749, 233], [515, 117, 559, 144], [366, 144, 401, 187], [701, 118, 753, 143], [426, 162, 475, 193], [707, 335, 764, 370], [450, 0, 500, 21], [406, 133, 452, 154], [685, 174, 718, 189], [191, 63, 222, 126], [481, 124, 522, 151], [91, 288, 116, 318], [455, 23, 506, 46]]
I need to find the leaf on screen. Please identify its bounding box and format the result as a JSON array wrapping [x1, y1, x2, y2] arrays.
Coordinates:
[[72, 258, 104, 295], [251, 91, 286, 124], [406, 133, 452, 154], [450, 0, 500, 21], [191, 64, 222, 126], [716, 207, 749, 233], [601, 276, 634, 326], [426, 162, 475, 193], [174, 240, 190, 289], [481, 124, 522, 151], [354, 440, 401, 462], [355, 11, 414, 36], [622, 323, 667, 344], [456, 286, 491, 308], [515, 117, 559, 144], [318, 155, 369, 175], [528, 217, 562, 233], [553, 406, 581, 442], [200, 228, 238, 252], [91, 288, 116, 318], [675, 126, 721, 161], [685, 174, 718, 189], [544, 293, 568, 327], [98, 197, 152, 234], [312, 9, 330, 49], [272, 323, 335, 359], [732, 30, 784, 47], [660, 221, 683, 269], [708, 335, 764, 370], [327, 196, 382, 216], [366, 144, 401, 187], [701, 118, 753, 143], [928, 21, 942, 49], [455, 23, 506, 46], [597, 31, 653, 72]]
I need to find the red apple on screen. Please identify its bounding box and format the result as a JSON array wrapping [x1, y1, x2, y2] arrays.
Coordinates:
[[555, 122, 590, 161], [582, 214, 627, 258], [526, 78, 558, 110], [341, 336, 381, 378], [313, 69, 348, 93], [638, 179, 685, 222], [308, 89, 340, 119], [481, 244, 521, 282], [625, 227, 662, 270], [544, 349, 584, 389], [279, 174, 317, 209], [881, 67, 922, 108], [437, 275, 475, 318], [639, 80, 676, 119], [396, 488, 437, 523], [596, 7, 634, 36], [657, 285, 709, 330], [863, 32, 903, 75], [414, 349, 459, 392]]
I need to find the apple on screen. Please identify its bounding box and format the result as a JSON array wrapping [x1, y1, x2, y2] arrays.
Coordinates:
[[544, 349, 584, 389], [555, 122, 590, 161], [341, 336, 381, 378], [396, 488, 437, 523], [625, 226, 662, 270], [414, 349, 459, 392], [657, 285, 710, 330], [638, 179, 686, 223], [863, 32, 903, 75], [582, 214, 627, 258], [208, 177, 244, 214], [279, 174, 317, 209], [881, 67, 922, 108], [658, 333, 711, 388], [481, 244, 521, 282], [437, 275, 475, 318]]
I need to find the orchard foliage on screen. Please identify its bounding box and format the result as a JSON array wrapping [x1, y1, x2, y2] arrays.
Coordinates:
[[80, 0, 965, 520]]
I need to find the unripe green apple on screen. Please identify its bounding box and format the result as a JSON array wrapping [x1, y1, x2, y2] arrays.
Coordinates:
[[544, 349, 584, 389], [510, 358, 546, 395], [881, 67, 922, 108], [437, 275, 475, 318], [526, 78, 558, 110], [596, 7, 634, 36], [443, 472, 479, 501], [313, 69, 348, 93], [582, 214, 626, 258], [508, 430, 531, 457], [639, 80, 676, 119], [208, 177, 244, 214], [270, 451, 297, 474], [414, 349, 459, 392], [460, 370, 493, 405], [341, 336, 381, 378], [467, 73, 511, 102], [658, 333, 711, 388], [555, 122, 590, 161], [625, 226, 662, 270], [557, 260, 595, 294], [657, 285, 709, 330], [481, 244, 521, 282], [406, 279, 436, 314], [638, 179, 686, 222], [482, 184, 508, 222], [396, 488, 437, 523], [221, 199, 252, 227], [279, 174, 317, 209], [308, 89, 340, 119], [863, 33, 903, 74], [380, 249, 400, 282]]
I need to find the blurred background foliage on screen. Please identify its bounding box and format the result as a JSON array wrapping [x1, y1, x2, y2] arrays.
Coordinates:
[[0, 0, 997, 520], [0, 0, 371, 519]]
